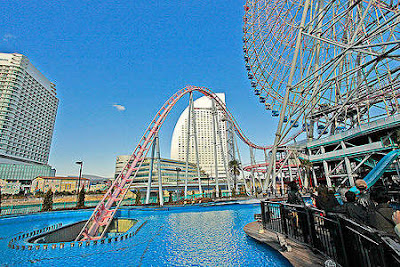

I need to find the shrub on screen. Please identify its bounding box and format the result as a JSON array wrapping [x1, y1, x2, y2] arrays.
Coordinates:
[[76, 187, 85, 208], [135, 190, 141, 205], [42, 189, 53, 211]]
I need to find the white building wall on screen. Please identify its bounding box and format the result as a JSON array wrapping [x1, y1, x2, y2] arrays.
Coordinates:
[[170, 93, 229, 179], [0, 53, 58, 165]]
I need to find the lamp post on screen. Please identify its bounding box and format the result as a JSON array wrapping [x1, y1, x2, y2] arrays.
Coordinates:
[[75, 161, 83, 196], [175, 167, 181, 200], [207, 176, 210, 198]]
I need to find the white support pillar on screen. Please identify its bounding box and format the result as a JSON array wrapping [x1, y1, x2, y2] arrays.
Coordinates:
[[215, 107, 231, 194], [341, 141, 355, 186], [288, 163, 294, 182], [249, 146, 256, 195], [155, 136, 164, 206], [307, 149, 318, 187], [211, 100, 220, 197], [235, 136, 250, 194], [320, 146, 332, 187], [190, 93, 203, 195], [145, 138, 156, 204], [184, 93, 192, 199]]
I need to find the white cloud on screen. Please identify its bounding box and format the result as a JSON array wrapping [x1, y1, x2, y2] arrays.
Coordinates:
[[3, 33, 16, 42], [113, 104, 126, 111]]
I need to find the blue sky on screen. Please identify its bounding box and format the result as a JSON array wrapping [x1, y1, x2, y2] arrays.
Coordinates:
[[1, 0, 277, 177]]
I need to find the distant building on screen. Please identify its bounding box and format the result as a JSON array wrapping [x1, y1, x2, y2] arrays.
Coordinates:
[[114, 156, 207, 185], [89, 183, 109, 192], [170, 93, 229, 178], [30, 177, 90, 194], [0, 53, 58, 191], [0, 180, 21, 195]]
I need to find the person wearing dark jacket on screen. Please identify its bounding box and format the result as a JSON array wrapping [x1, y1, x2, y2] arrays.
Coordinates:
[[287, 181, 304, 205], [370, 186, 396, 235], [314, 186, 339, 211], [355, 179, 375, 211], [334, 191, 368, 224]]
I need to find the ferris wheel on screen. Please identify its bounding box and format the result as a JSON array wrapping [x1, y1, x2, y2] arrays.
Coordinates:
[[243, 0, 400, 142]]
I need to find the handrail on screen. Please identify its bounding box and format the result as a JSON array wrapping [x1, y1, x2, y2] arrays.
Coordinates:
[[260, 200, 400, 267]]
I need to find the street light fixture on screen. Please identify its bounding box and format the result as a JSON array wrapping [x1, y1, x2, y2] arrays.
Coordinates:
[[175, 167, 181, 200], [75, 161, 83, 197]]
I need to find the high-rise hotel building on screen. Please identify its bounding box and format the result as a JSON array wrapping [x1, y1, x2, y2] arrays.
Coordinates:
[[0, 53, 58, 191], [170, 93, 229, 179]]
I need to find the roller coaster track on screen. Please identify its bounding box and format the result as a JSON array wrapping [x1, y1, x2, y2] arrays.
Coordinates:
[[76, 85, 302, 241], [243, 161, 297, 173]]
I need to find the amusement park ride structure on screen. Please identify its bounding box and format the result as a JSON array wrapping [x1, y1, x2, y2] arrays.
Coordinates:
[[243, 0, 400, 191], [75, 86, 288, 241], [77, 0, 400, 241]]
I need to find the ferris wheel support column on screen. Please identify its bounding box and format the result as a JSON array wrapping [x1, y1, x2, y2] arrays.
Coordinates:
[[265, 0, 312, 190], [308, 0, 325, 140]]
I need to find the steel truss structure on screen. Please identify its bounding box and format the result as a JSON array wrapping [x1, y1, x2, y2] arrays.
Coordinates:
[[243, 0, 400, 190]]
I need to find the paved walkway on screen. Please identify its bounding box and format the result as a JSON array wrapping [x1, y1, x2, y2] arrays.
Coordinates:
[[244, 221, 327, 267]]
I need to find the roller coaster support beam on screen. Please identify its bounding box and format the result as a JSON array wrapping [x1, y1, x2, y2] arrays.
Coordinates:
[[189, 92, 203, 195], [215, 105, 231, 194], [184, 93, 192, 199], [145, 137, 156, 204], [265, 0, 311, 191], [249, 146, 257, 195], [235, 135, 250, 194], [156, 135, 164, 206], [212, 99, 220, 197]]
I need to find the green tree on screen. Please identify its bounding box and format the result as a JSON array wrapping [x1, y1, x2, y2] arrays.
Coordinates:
[[135, 190, 142, 205], [76, 186, 85, 208], [228, 160, 241, 195], [42, 189, 53, 211]]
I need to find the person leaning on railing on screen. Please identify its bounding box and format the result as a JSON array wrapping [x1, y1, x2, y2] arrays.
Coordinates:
[[333, 191, 368, 224]]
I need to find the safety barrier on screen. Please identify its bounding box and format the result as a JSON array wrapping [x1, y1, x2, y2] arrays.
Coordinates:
[[261, 201, 400, 267], [0, 198, 136, 216], [7, 220, 147, 251]]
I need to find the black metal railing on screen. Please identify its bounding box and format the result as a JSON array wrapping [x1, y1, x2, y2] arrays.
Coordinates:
[[261, 200, 400, 267]]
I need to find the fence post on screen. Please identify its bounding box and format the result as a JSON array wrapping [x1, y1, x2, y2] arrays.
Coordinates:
[[336, 216, 349, 266], [305, 208, 315, 248], [261, 201, 266, 228], [279, 203, 287, 235]]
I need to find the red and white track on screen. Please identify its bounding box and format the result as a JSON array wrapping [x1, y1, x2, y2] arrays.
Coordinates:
[[76, 85, 288, 241], [243, 161, 297, 173]]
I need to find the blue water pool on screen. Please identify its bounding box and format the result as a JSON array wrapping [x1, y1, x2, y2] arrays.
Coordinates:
[[0, 203, 291, 266]]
